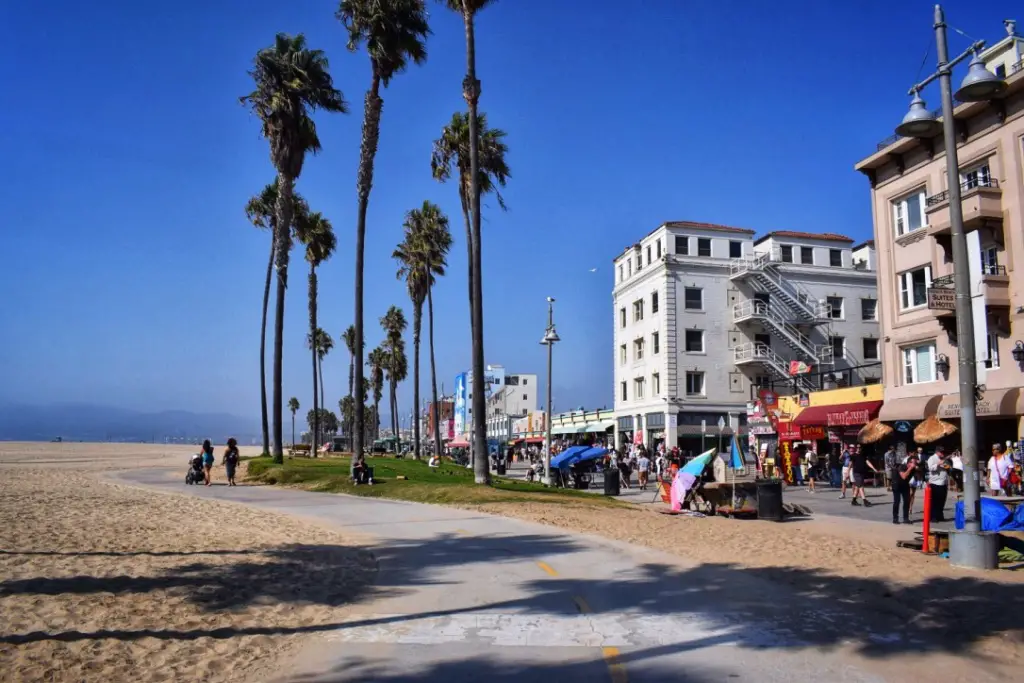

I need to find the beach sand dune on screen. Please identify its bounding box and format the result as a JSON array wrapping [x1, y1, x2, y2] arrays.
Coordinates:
[[0, 444, 375, 683]]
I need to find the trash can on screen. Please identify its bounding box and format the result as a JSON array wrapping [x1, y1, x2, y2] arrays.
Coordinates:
[[574, 473, 589, 490], [604, 468, 620, 496], [496, 460, 507, 476], [756, 480, 783, 521]]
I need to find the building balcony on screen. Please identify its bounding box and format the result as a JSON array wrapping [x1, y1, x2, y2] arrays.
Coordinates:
[[925, 179, 1003, 236], [981, 266, 1010, 308]]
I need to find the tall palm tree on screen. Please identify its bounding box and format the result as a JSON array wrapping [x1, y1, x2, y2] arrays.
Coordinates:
[[288, 397, 300, 446], [241, 33, 347, 463], [298, 207, 336, 458], [342, 325, 357, 439], [368, 346, 387, 441], [336, 0, 429, 461], [394, 201, 452, 460], [380, 306, 408, 444], [443, 0, 498, 483]]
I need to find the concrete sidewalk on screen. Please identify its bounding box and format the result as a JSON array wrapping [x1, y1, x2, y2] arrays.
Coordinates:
[[109, 468, 985, 683]]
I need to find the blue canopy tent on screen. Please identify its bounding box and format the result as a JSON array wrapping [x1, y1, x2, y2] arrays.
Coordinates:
[[575, 447, 609, 464], [550, 446, 590, 470]]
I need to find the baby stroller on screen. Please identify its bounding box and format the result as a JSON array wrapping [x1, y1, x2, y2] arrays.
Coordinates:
[[185, 454, 205, 485]]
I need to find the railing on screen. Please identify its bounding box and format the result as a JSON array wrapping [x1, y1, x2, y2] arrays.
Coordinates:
[[747, 362, 884, 400], [925, 177, 1000, 207], [735, 343, 817, 391], [930, 274, 955, 288], [1013, 58, 1024, 75], [732, 301, 820, 357], [730, 250, 832, 320], [982, 264, 1007, 276]]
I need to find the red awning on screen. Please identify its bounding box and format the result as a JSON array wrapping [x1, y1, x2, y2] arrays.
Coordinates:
[[449, 439, 470, 448], [793, 401, 882, 427], [525, 436, 545, 444]]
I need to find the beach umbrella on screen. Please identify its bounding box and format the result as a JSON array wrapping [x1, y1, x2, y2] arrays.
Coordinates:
[[729, 434, 745, 469], [913, 415, 957, 444], [857, 418, 892, 445], [681, 448, 716, 477]]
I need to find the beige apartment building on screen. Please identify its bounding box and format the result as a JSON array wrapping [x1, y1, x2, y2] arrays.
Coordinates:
[[855, 23, 1024, 444]]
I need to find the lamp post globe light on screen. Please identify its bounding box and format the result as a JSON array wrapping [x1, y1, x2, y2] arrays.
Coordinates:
[[892, 5, 1006, 570], [540, 297, 559, 486]]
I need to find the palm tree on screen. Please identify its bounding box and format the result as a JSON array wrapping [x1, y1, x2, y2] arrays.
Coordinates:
[[368, 346, 387, 441], [394, 201, 452, 460], [342, 325, 357, 438], [241, 33, 347, 463], [288, 397, 300, 447], [379, 306, 408, 446], [298, 206, 336, 458], [336, 0, 429, 461], [246, 181, 310, 456]]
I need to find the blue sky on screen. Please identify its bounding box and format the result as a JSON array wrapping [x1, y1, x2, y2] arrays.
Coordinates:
[[0, 0, 1013, 423]]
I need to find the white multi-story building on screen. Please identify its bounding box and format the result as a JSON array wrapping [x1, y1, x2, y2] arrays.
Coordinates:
[[612, 220, 880, 452], [453, 363, 537, 443]]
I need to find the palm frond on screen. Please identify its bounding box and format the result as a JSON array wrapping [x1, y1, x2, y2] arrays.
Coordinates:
[[336, 0, 431, 86]]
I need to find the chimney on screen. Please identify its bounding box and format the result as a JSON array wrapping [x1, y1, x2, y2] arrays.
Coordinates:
[[1006, 19, 1018, 37]]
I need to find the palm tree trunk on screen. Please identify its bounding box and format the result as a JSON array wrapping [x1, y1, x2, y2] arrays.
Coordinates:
[[389, 380, 397, 450], [271, 172, 294, 464], [460, 193, 475, 350], [427, 278, 443, 460], [291, 412, 295, 448], [462, 8, 489, 485], [353, 73, 383, 465], [319, 355, 325, 426], [412, 302, 422, 460], [348, 354, 354, 442], [309, 267, 319, 459], [259, 240, 273, 456]]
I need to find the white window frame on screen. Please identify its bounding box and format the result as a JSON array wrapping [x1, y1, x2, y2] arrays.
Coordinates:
[[902, 342, 937, 384], [697, 238, 712, 258], [619, 307, 626, 328], [898, 265, 932, 310], [960, 162, 992, 190], [862, 337, 879, 361], [618, 264, 623, 282], [729, 240, 742, 258], [830, 335, 846, 360], [620, 381, 627, 402], [827, 296, 844, 320], [892, 190, 927, 237], [634, 377, 645, 399], [652, 373, 661, 396], [652, 331, 660, 354], [981, 246, 999, 275], [683, 287, 703, 311], [829, 249, 843, 267], [861, 298, 877, 321], [780, 245, 793, 263], [986, 332, 1000, 369], [676, 236, 689, 255], [651, 290, 659, 314], [634, 338, 644, 361], [800, 246, 814, 265], [633, 300, 644, 322], [685, 371, 705, 397], [619, 344, 627, 365], [656, 239, 662, 259], [684, 329, 705, 353]]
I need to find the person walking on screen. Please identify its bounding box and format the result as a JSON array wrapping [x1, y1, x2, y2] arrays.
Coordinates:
[[907, 448, 924, 516], [805, 447, 818, 493], [849, 446, 878, 507], [950, 449, 963, 493], [637, 450, 651, 490], [199, 439, 215, 486], [839, 445, 852, 499], [926, 447, 950, 522], [883, 445, 897, 492], [892, 452, 918, 524], [828, 447, 841, 489], [222, 437, 240, 486], [988, 443, 1012, 495]]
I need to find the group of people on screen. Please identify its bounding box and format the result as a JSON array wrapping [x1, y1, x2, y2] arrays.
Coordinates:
[[193, 438, 241, 486]]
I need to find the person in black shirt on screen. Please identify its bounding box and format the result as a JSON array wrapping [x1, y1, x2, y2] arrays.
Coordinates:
[[849, 445, 878, 507], [223, 438, 240, 486]]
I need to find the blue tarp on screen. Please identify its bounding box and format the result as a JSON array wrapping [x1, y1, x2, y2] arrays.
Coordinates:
[[576, 447, 609, 464], [955, 498, 1024, 532], [550, 446, 590, 470]]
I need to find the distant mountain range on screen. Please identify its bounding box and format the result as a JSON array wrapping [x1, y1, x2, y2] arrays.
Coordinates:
[[0, 403, 261, 443]]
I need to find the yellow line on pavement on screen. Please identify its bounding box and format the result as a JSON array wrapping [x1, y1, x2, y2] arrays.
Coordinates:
[[601, 646, 629, 683], [535, 561, 558, 577], [454, 529, 470, 535]]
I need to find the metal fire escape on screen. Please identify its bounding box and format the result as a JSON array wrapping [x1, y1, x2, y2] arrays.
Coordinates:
[[729, 250, 834, 390]]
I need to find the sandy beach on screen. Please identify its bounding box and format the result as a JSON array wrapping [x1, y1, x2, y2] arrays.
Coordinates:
[[0, 443, 376, 683]]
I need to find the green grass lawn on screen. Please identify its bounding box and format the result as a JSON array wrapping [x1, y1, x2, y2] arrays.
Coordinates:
[[245, 455, 623, 507]]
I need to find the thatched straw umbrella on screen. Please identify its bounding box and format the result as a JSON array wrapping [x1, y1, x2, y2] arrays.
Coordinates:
[[913, 414, 957, 444], [857, 418, 892, 445]]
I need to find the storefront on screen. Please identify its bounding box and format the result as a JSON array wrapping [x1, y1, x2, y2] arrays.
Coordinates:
[[880, 387, 1020, 455], [616, 416, 634, 451], [645, 412, 665, 450]]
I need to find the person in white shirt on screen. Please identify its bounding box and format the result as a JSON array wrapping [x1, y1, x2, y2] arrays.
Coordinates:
[[926, 447, 950, 523], [988, 443, 1012, 495]]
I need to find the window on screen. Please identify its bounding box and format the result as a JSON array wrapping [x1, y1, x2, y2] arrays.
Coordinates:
[[801, 247, 814, 265], [656, 239, 662, 259], [676, 236, 689, 255], [633, 300, 644, 322], [618, 264, 623, 282], [754, 333, 771, 348], [899, 266, 932, 309], [861, 298, 877, 321], [863, 338, 879, 361], [829, 249, 843, 267], [684, 287, 703, 310], [902, 342, 936, 384], [651, 291, 659, 314], [685, 329, 705, 353], [620, 381, 627, 401], [646, 246, 652, 265], [830, 336, 845, 360], [636, 254, 642, 271], [893, 190, 926, 237], [634, 338, 644, 361], [780, 245, 793, 263], [986, 333, 1000, 369], [652, 332, 660, 354], [652, 373, 661, 395], [685, 371, 705, 396], [697, 238, 712, 257], [634, 377, 645, 399], [627, 260, 632, 277], [620, 307, 626, 328], [981, 246, 1000, 275], [754, 375, 772, 390], [522, 378, 527, 385], [729, 241, 742, 258], [619, 344, 627, 365], [961, 163, 992, 190], [827, 296, 844, 319]]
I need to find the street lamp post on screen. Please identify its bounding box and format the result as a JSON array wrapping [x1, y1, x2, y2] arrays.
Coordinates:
[[540, 297, 560, 485], [893, 5, 1007, 569]]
